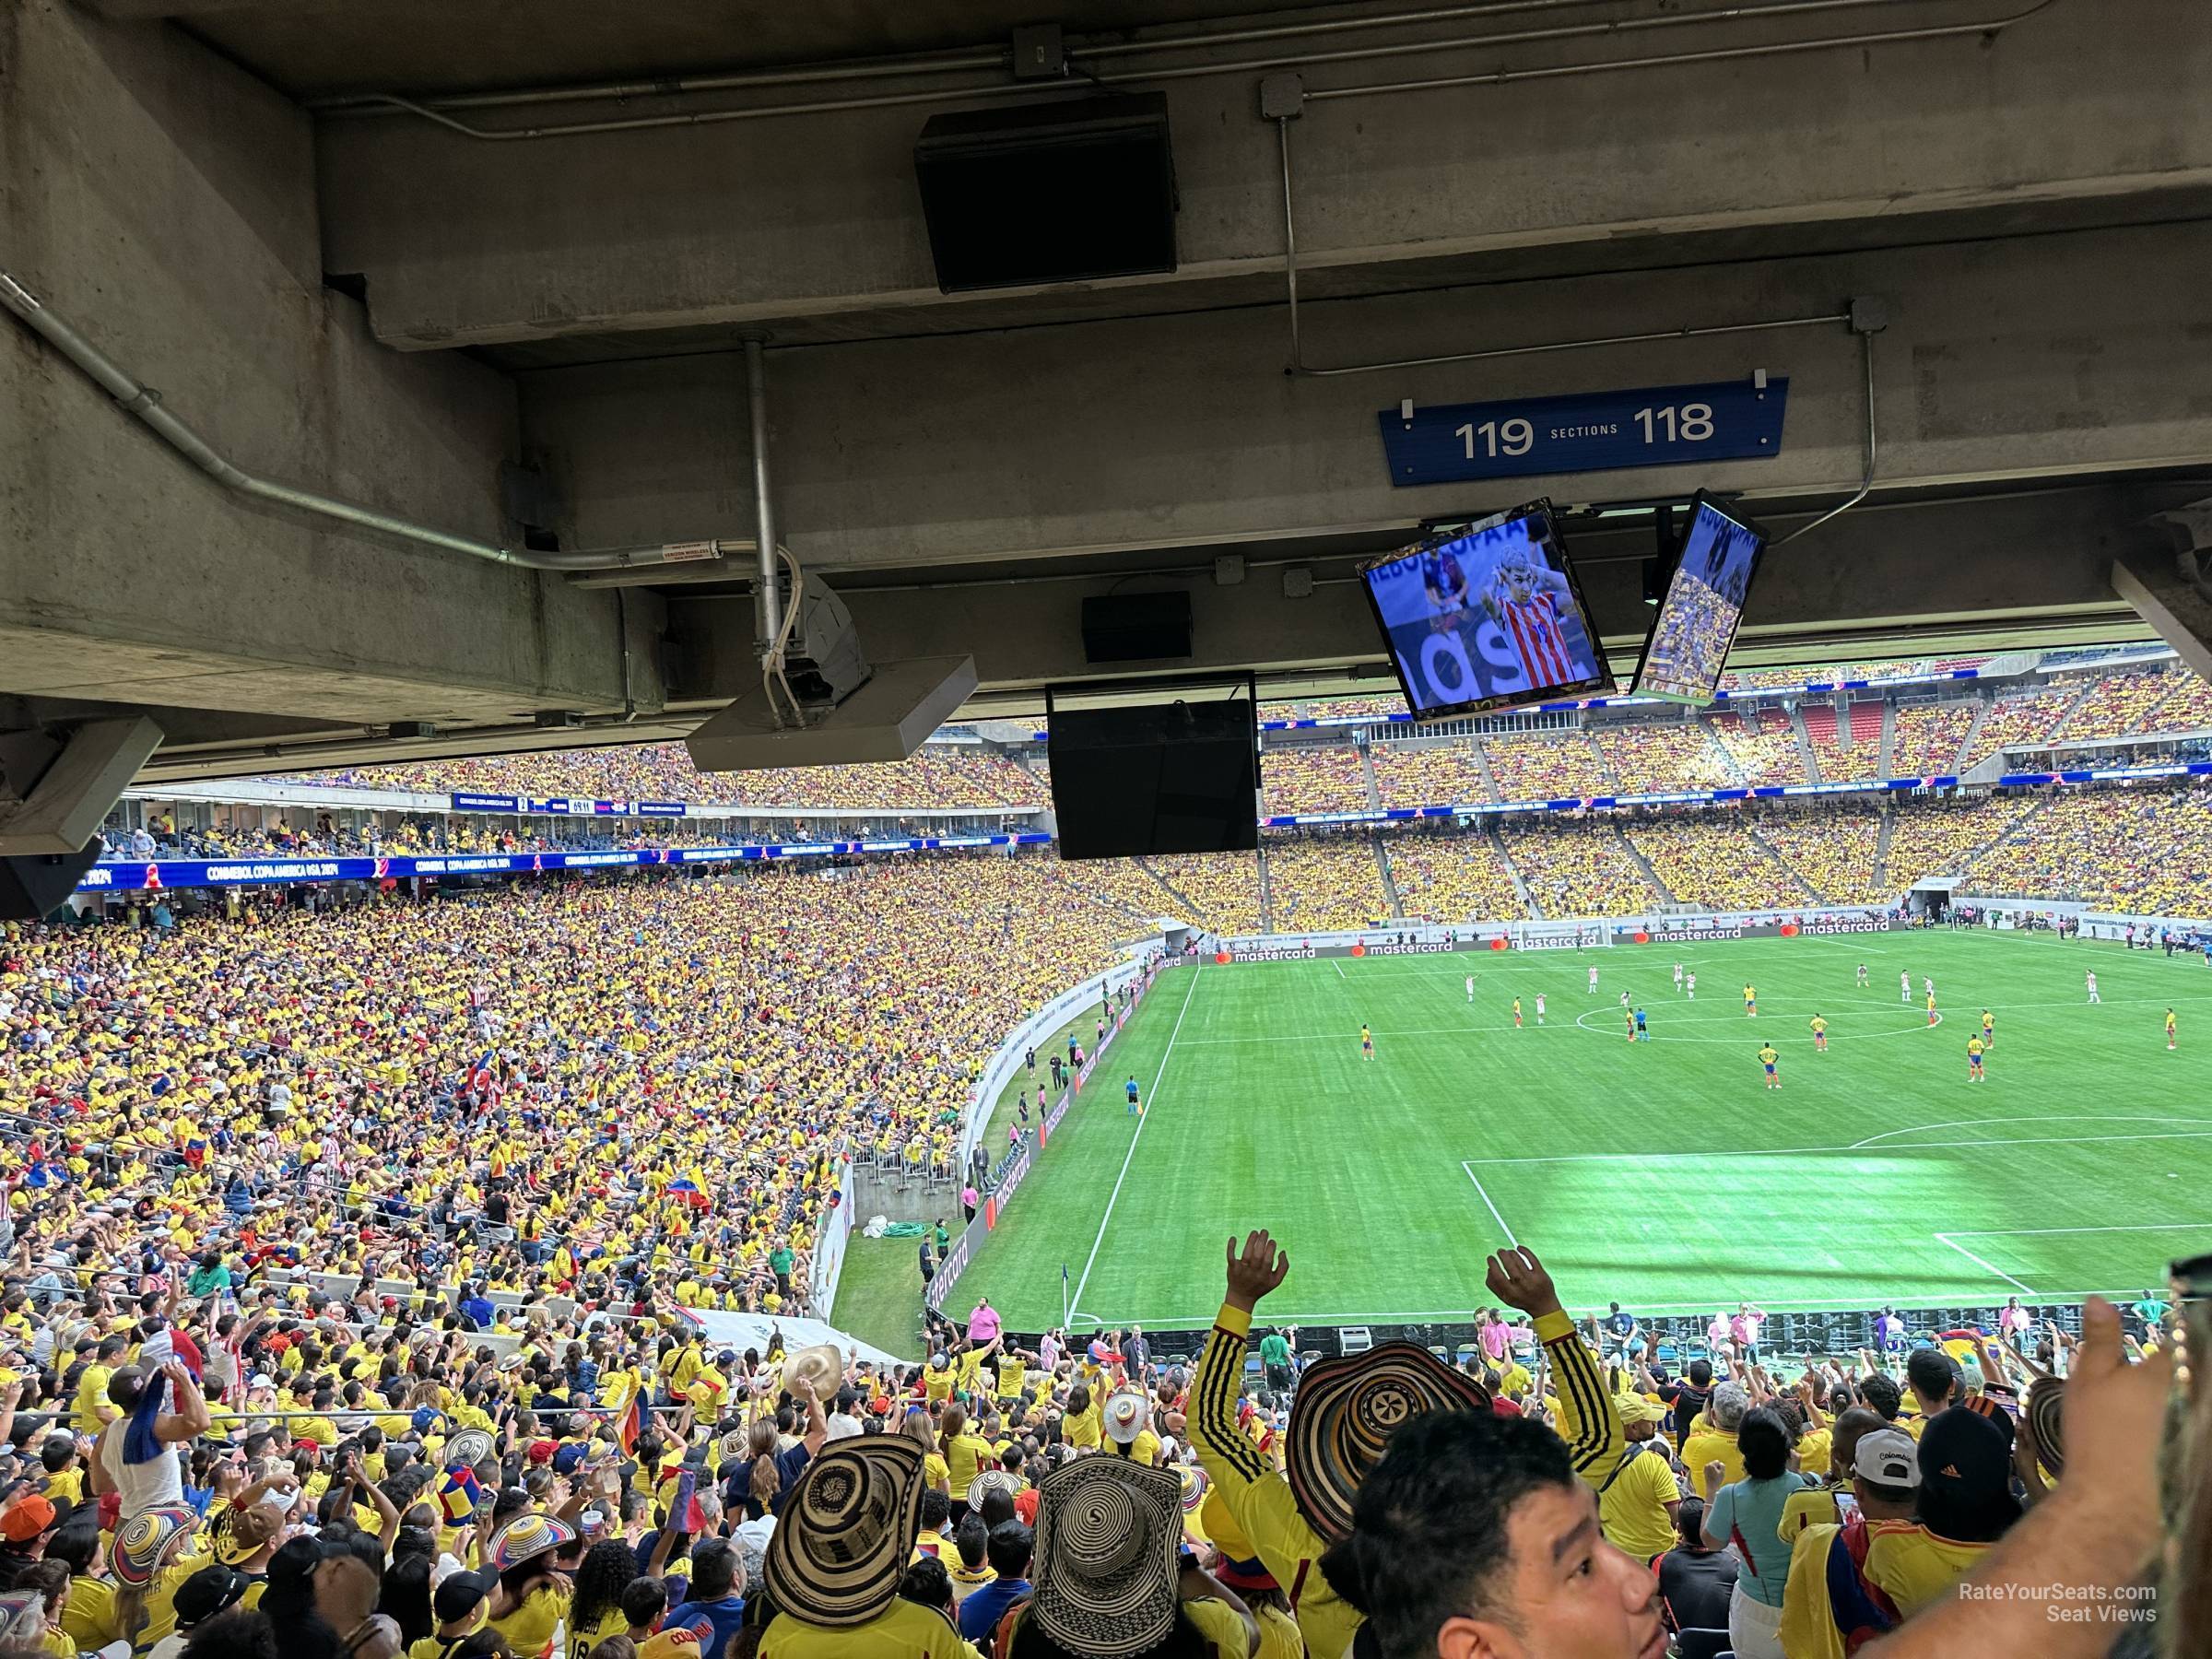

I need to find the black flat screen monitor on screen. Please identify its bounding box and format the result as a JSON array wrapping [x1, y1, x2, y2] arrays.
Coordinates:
[[1630, 494, 1769, 704], [1048, 693, 1259, 860], [1360, 500, 1608, 717]]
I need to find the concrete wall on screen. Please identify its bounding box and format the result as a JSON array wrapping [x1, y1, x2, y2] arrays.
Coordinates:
[[0, 0, 643, 724], [314, 2, 2212, 351], [534, 220, 2212, 563]]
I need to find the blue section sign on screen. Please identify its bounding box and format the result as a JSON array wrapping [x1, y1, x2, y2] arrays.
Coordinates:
[[1378, 378, 1788, 488]]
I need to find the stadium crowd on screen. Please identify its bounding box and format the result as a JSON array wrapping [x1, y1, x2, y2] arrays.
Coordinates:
[[1887, 703, 1975, 778], [276, 747, 1047, 814], [0, 1119, 2170, 1659], [1481, 734, 1616, 801], [1366, 745, 1479, 810], [1263, 838, 1390, 935], [1384, 830, 1525, 928], [1592, 724, 1736, 796], [1257, 747, 1371, 818], [1708, 712, 1807, 787]]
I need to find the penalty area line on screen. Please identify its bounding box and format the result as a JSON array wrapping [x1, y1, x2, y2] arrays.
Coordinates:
[[1459, 1160, 1520, 1248], [1934, 1232, 2037, 1296]]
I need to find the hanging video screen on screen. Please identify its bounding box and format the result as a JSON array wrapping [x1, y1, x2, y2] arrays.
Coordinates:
[[1630, 495, 1769, 704], [1360, 500, 1608, 717]]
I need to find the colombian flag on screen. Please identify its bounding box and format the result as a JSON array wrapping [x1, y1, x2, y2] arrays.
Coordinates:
[[615, 1388, 641, 1454]]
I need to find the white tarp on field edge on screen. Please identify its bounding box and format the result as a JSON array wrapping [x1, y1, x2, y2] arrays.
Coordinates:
[[688, 1310, 912, 1371]]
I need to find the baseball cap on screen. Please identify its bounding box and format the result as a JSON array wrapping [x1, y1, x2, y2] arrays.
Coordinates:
[[1614, 1394, 1666, 1428], [433, 1569, 497, 1626], [0, 1496, 55, 1543], [172, 1564, 251, 1627], [1853, 1428, 1920, 1489]]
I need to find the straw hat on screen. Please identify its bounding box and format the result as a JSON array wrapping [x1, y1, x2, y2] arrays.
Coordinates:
[[2023, 1376, 2066, 1477], [444, 1429, 495, 1471], [762, 1437, 924, 1629], [1284, 1342, 1491, 1542], [487, 1513, 575, 1574], [781, 1344, 842, 1400], [0, 1592, 48, 1649], [1102, 1394, 1151, 1446], [1027, 1456, 1182, 1658], [966, 1468, 1020, 1509], [113, 1505, 200, 1589]]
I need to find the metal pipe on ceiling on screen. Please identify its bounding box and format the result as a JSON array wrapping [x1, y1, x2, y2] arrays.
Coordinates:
[[314, 0, 2006, 142], [744, 340, 783, 655], [1771, 327, 1879, 546], [0, 267, 729, 574], [1303, 0, 2060, 100]]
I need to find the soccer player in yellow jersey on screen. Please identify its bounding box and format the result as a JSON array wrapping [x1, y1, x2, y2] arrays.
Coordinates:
[[1359, 1023, 1373, 1060], [1512, 998, 1523, 1029], [1926, 990, 1938, 1027], [2167, 1007, 2178, 1051], [1981, 1008, 1995, 1049], [1759, 1043, 1780, 1088], [1743, 984, 1757, 1017], [1623, 1008, 1636, 1041], [1967, 1034, 1985, 1081], [1809, 1014, 1829, 1053]]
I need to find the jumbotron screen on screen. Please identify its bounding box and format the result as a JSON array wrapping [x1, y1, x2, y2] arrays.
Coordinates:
[[1360, 500, 1607, 718], [1631, 495, 1768, 704]]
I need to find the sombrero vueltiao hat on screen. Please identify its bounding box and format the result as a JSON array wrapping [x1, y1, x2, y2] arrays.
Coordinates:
[[966, 1468, 1020, 1509], [1028, 1456, 1183, 1659], [488, 1513, 575, 1574], [444, 1428, 496, 1471], [2024, 1376, 2066, 1477], [0, 1592, 48, 1649], [113, 1505, 200, 1589], [1175, 1465, 1208, 1520], [763, 1437, 924, 1629], [719, 1427, 752, 1464], [1284, 1342, 1491, 1542]]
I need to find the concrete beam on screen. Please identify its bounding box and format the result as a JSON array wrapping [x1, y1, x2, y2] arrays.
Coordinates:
[[528, 220, 2212, 571], [662, 483, 2181, 705], [2112, 505, 2212, 686], [314, 2, 2212, 350], [0, 0, 652, 727]]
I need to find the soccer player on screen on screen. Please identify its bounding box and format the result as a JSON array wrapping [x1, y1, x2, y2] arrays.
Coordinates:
[[1926, 990, 1938, 1027], [1624, 1008, 1636, 1041], [1535, 992, 1546, 1026], [1900, 969, 1912, 1004], [2087, 970, 2100, 1004], [1673, 961, 1684, 993], [1481, 557, 1592, 688], [2168, 1007, 2178, 1051], [1685, 970, 1697, 1000], [1360, 1023, 1374, 1060], [1810, 1014, 1828, 1053], [1968, 1034, 1986, 1082], [1512, 998, 1524, 1029], [1743, 982, 1757, 1017], [1759, 1043, 1781, 1088], [1981, 1008, 1995, 1050], [1856, 962, 1869, 987], [1588, 964, 1599, 994]]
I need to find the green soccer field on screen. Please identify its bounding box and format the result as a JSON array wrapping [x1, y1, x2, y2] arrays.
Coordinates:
[[949, 931, 2212, 1334]]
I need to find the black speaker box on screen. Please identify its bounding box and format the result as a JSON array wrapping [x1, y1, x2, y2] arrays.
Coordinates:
[[914, 93, 1177, 292], [1081, 591, 1193, 665], [0, 841, 103, 921]]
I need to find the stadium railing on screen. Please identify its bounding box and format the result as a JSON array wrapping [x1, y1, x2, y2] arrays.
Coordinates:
[[926, 953, 1178, 1319], [957, 949, 1157, 1176]]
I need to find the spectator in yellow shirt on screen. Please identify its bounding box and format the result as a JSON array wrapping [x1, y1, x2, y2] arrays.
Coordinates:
[[1682, 1382, 1749, 1500]]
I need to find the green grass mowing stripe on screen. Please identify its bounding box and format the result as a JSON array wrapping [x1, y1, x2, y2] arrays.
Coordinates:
[[949, 933, 2212, 1331]]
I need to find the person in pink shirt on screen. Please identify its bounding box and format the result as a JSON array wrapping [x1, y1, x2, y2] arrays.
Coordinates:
[[1730, 1302, 1766, 1364], [968, 1298, 1000, 1346], [961, 1182, 978, 1222], [1477, 1307, 1512, 1365]]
